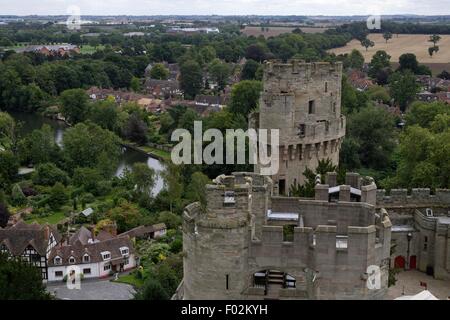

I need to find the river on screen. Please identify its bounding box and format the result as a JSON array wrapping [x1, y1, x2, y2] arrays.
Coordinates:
[[10, 112, 165, 196]]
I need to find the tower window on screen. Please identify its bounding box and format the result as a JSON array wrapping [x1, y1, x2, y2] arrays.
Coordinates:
[[298, 124, 306, 137], [226, 274, 229, 290], [308, 100, 315, 114], [325, 82, 328, 93]]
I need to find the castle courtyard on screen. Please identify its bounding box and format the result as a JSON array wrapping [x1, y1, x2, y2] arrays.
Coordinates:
[[387, 270, 450, 300]]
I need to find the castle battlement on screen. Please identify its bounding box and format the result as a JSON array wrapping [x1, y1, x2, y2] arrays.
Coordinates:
[[376, 188, 450, 207], [263, 60, 343, 81]]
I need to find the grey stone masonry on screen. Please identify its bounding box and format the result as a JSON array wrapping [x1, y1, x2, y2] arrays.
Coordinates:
[[251, 60, 346, 193]]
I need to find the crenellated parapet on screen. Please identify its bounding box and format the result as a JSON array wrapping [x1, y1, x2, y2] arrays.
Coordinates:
[[376, 188, 450, 207]]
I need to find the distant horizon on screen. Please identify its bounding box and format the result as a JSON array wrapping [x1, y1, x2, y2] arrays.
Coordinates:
[[2, 14, 450, 17], [1, 1, 449, 17]]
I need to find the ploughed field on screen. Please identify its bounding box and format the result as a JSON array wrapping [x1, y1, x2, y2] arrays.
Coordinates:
[[329, 33, 450, 74]]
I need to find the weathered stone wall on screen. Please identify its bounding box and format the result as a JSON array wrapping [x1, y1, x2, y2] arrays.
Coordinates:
[[182, 172, 391, 300], [253, 60, 346, 191], [298, 200, 376, 234], [377, 188, 450, 207]]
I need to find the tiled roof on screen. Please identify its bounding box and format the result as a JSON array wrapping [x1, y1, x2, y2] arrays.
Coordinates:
[[0, 222, 61, 256], [48, 235, 134, 266]]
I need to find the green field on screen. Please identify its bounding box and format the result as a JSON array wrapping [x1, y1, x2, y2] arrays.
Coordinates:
[[79, 45, 105, 54], [114, 273, 144, 288], [25, 211, 66, 225]]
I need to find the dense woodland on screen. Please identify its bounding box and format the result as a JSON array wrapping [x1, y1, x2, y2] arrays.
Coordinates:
[[0, 20, 449, 299]]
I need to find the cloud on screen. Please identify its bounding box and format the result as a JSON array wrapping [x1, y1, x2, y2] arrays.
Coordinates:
[[1, 0, 449, 15]]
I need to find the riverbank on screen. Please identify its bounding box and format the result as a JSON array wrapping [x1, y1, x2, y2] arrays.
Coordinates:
[[121, 141, 171, 162]]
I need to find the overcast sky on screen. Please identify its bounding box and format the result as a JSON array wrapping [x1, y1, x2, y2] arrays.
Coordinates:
[[1, 0, 449, 16]]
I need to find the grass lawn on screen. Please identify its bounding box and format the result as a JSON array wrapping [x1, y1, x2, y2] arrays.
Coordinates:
[[139, 145, 171, 161], [79, 45, 105, 54], [25, 211, 66, 225], [114, 274, 144, 289]]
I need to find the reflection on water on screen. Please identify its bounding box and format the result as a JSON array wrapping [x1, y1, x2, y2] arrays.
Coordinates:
[[115, 147, 165, 196], [10, 112, 165, 195]]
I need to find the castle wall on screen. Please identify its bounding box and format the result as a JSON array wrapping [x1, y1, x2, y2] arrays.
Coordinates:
[[377, 188, 450, 208], [247, 224, 389, 300], [298, 200, 376, 234]]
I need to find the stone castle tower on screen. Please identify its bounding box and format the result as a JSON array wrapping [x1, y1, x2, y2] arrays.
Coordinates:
[[250, 60, 346, 195], [180, 172, 392, 300]]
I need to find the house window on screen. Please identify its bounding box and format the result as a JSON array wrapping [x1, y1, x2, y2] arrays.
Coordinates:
[[104, 264, 111, 271], [325, 82, 328, 93], [83, 255, 90, 263], [308, 100, 315, 114], [69, 257, 76, 264], [102, 253, 111, 260], [54, 257, 62, 265], [83, 268, 91, 275], [55, 271, 63, 277], [124, 258, 129, 266], [423, 236, 428, 251], [120, 248, 129, 256]]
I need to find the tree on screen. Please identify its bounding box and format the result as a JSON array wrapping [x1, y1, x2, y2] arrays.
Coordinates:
[[289, 159, 337, 197], [437, 70, 450, 80], [389, 71, 419, 111], [59, 89, 90, 125], [241, 59, 260, 80], [32, 163, 69, 186], [160, 164, 183, 213], [428, 46, 439, 58], [131, 163, 156, 196], [360, 38, 375, 51], [347, 49, 365, 70], [199, 46, 216, 64], [88, 99, 119, 132], [106, 201, 143, 233], [122, 112, 149, 145], [343, 106, 396, 170], [245, 43, 268, 62], [398, 53, 419, 73], [208, 59, 231, 90], [48, 182, 68, 211], [0, 111, 16, 150], [130, 76, 141, 93], [228, 80, 262, 118], [18, 124, 60, 166], [149, 63, 169, 80], [383, 32, 393, 43], [428, 34, 441, 48], [390, 123, 450, 189], [0, 253, 52, 300], [63, 122, 121, 174], [185, 171, 210, 207], [0, 202, 10, 228], [368, 50, 391, 79], [134, 277, 169, 300], [0, 151, 19, 190], [11, 184, 27, 206], [179, 60, 203, 99], [405, 101, 448, 129]]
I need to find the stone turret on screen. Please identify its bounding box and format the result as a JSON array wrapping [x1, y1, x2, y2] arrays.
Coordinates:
[[251, 60, 346, 195], [182, 173, 272, 300]]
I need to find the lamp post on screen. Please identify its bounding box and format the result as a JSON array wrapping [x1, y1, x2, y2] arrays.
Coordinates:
[[406, 232, 412, 270]]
